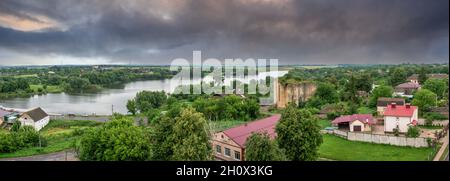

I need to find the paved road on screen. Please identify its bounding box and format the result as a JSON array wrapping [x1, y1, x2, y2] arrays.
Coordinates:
[[0, 150, 79, 161]]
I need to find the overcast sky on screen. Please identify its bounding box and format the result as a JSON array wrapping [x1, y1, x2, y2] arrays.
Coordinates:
[[0, 0, 448, 65]]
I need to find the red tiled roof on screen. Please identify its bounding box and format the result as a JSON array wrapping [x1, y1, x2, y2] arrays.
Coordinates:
[[222, 114, 281, 148], [395, 82, 420, 89], [331, 114, 374, 125], [384, 104, 417, 117]]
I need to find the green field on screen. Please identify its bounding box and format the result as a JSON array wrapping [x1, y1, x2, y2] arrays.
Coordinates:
[[319, 134, 433, 161], [0, 120, 102, 159]]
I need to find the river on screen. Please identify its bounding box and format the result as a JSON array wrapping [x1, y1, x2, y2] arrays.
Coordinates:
[[0, 71, 287, 115]]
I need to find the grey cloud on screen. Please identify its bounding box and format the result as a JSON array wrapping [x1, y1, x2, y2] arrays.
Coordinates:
[[0, 0, 448, 65]]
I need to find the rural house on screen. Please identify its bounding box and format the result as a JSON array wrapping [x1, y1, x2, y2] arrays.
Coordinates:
[[383, 103, 418, 133], [18, 107, 50, 131], [407, 73, 449, 84], [331, 114, 375, 132], [394, 82, 421, 98], [211, 114, 281, 161], [376, 97, 405, 116]]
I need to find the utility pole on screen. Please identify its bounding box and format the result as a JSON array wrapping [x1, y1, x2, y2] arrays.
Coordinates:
[[111, 104, 114, 115]]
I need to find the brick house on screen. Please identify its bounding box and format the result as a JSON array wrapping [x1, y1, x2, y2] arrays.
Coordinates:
[[384, 103, 418, 133], [211, 114, 281, 161], [331, 114, 375, 132]]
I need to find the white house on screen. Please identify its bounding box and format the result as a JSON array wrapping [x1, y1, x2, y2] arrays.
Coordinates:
[[384, 103, 418, 133], [18, 107, 50, 131]]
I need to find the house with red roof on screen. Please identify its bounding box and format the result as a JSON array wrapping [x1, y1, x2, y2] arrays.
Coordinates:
[[384, 103, 418, 133], [211, 114, 281, 161], [331, 114, 375, 132]]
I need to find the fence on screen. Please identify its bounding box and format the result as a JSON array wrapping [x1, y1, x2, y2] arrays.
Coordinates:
[[326, 130, 429, 148]]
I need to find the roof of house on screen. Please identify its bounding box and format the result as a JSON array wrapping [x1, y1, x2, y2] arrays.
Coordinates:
[[407, 74, 448, 81], [331, 114, 374, 125], [377, 97, 405, 107], [407, 74, 419, 81], [384, 104, 417, 117], [429, 74, 449, 79], [222, 114, 281, 148], [395, 82, 420, 89], [0, 109, 13, 117], [22, 107, 49, 122]]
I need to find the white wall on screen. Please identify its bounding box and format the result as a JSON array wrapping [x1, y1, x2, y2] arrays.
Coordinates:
[[18, 115, 49, 131], [350, 120, 364, 132], [384, 116, 411, 133], [34, 116, 50, 131], [19, 115, 35, 128]]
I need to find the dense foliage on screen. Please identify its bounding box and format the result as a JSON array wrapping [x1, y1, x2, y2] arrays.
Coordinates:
[[406, 126, 420, 138], [245, 132, 285, 161], [0, 66, 176, 98], [276, 104, 323, 161], [76, 117, 153, 161], [0, 125, 43, 153], [192, 95, 260, 121]]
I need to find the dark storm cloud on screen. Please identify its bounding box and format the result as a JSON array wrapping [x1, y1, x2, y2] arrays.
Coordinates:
[[0, 0, 448, 65]]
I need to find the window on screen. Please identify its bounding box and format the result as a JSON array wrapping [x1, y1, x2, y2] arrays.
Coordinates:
[[234, 151, 241, 160], [224, 148, 231, 157], [215, 145, 222, 154]]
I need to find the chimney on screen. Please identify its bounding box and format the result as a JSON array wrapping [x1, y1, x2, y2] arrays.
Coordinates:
[[391, 102, 396, 108], [405, 103, 411, 109]]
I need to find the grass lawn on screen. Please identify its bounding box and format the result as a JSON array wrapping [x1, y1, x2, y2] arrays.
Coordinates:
[[319, 134, 433, 161], [357, 107, 375, 114], [318, 119, 331, 129], [14, 74, 38, 78], [0, 120, 101, 159]]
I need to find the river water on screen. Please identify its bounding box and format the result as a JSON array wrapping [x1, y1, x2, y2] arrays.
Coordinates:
[[0, 71, 287, 115]]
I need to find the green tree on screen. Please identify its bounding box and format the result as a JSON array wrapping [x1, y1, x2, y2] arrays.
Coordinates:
[[412, 89, 437, 112], [66, 77, 91, 92], [418, 67, 428, 84], [423, 78, 447, 99], [76, 117, 152, 161], [389, 68, 407, 86], [354, 73, 373, 93], [314, 83, 339, 105], [126, 99, 137, 115], [135, 91, 167, 113], [369, 85, 394, 107], [171, 107, 212, 161], [245, 132, 285, 161], [11, 121, 21, 132], [276, 104, 323, 161]]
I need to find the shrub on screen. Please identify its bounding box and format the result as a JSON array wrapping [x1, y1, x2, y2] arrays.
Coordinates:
[[0, 126, 44, 153], [406, 126, 420, 138], [327, 112, 340, 120], [393, 127, 400, 136]]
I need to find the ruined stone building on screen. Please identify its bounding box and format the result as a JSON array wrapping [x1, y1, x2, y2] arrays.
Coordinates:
[[275, 79, 317, 108]]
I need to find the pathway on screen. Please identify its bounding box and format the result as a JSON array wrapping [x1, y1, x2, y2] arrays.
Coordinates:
[[0, 150, 78, 161], [433, 131, 449, 161]]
